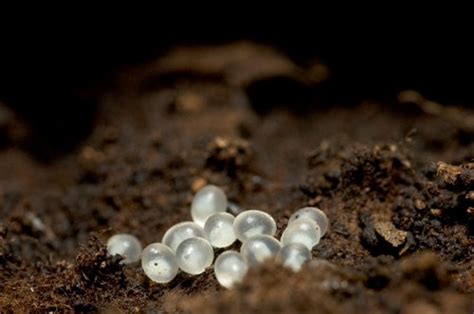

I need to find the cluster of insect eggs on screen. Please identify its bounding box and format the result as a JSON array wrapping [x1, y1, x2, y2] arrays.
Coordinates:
[[106, 185, 328, 288]]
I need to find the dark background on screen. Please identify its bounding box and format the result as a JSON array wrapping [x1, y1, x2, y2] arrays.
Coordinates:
[[1, 22, 473, 160]]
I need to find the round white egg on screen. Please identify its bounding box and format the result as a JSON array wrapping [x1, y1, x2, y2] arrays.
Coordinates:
[[233, 210, 277, 242], [176, 237, 214, 275], [278, 243, 312, 272], [141, 243, 179, 283], [106, 233, 142, 264], [162, 221, 206, 252], [289, 207, 329, 236], [191, 185, 228, 227], [204, 212, 236, 248], [281, 218, 321, 250], [214, 251, 248, 289], [240, 234, 281, 266]]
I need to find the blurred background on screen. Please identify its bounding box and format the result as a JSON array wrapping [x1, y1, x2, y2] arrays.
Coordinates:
[[1, 21, 473, 161]]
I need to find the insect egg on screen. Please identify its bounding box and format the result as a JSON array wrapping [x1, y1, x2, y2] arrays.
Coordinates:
[[191, 185, 228, 227], [240, 234, 281, 266], [204, 212, 236, 248], [289, 207, 329, 236], [106, 233, 142, 264], [141, 243, 179, 283], [214, 251, 248, 289], [233, 210, 277, 242], [278, 243, 312, 272], [176, 237, 214, 275], [281, 218, 321, 250], [162, 221, 206, 252]]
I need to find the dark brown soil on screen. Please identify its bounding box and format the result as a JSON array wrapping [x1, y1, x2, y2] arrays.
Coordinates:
[[0, 42, 472, 313]]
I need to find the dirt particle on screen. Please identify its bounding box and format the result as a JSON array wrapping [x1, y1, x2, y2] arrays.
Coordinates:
[[80, 146, 105, 163], [437, 161, 462, 185], [172, 91, 206, 113], [466, 191, 474, 201], [373, 221, 408, 248], [192, 178, 207, 193], [467, 207, 474, 216], [415, 199, 426, 210], [206, 136, 253, 177]]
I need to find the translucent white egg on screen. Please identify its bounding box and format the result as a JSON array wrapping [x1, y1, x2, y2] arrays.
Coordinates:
[[278, 243, 312, 272], [141, 243, 179, 283], [162, 221, 206, 252], [214, 251, 248, 289], [106, 233, 142, 264], [204, 212, 236, 248], [289, 207, 329, 236], [176, 237, 214, 275], [281, 218, 321, 250], [240, 234, 281, 266], [233, 210, 277, 242], [191, 185, 228, 227]]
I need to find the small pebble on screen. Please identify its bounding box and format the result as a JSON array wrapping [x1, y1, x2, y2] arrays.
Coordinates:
[[240, 234, 281, 266], [191, 185, 228, 227], [278, 243, 312, 272], [204, 212, 236, 248], [281, 218, 321, 250], [214, 251, 248, 289], [176, 237, 214, 275], [106, 234, 142, 264], [191, 177, 207, 192], [233, 210, 277, 242], [162, 221, 206, 252], [141, 243, 179, 283], [289, 207, 329, 236]]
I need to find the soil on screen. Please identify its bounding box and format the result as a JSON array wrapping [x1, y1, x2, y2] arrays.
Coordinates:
[[0, 42, 472, 313]]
